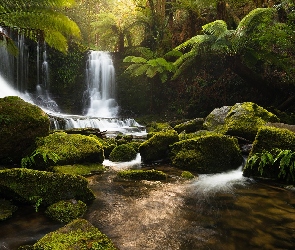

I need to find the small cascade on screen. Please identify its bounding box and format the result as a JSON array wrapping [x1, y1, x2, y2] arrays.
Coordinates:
[[49, 114, 146, 138], [34, 42, 60, 112], [84, 51, 118, 117], [0, 28, 14, 83], [16, 33, 29, 92]]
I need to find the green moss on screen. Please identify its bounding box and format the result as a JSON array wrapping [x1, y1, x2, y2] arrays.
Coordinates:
[[109, 144, 137, 162], [204, 102, 279, 141], [31, 219, 116, 249], [53, 163, 105, 176], [170, 134, 243, 173], [174, 118, 204, 133], [93, 137, 117, 158], [0, 168, 95, 207], [0, 96, 50, 164], [139, 130, 179, 162], [117, 169, 167, 181], [45, 200, 87, 223], [0, 199, 17, 221], [181, 171, 195, 179], [146, 122, 173, 133], [23, 132, 104, 169]]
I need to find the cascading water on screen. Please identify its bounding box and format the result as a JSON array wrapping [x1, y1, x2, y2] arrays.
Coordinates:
[[84, 51, 118, 117]]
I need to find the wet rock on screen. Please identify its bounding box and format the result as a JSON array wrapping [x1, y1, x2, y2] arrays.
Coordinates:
[[174, 118, 204, 133], [204, 102, 279, 141], [170, 134, 243, 173], [0, 199, 17, 221], [26, 219, 116, 249], [109, 143, 137, 162], [139, 130, 179, 163], [0, 96, 50, 165], [0, 168, 95, 207]]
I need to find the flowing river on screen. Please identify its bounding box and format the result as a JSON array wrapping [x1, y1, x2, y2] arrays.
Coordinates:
[[0, 161, 294, 250]]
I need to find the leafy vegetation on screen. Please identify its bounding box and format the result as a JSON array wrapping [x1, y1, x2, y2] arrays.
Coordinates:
[[247, 148, 295, 182], [0, 0, 81, 53]]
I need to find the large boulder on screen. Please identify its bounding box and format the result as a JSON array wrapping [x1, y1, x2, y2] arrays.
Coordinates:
[[0, 96, 50, 164], [25, 219, 116, 250], [204, 102, 279, 141], [22, 132, 104, 169], [0, 168, 95, 207], [109, 143, 137, 162], [174, 118, 204, 133], [243, 126, 295, 183], [170, 134, 243, 173], [139, 130, 179, 162]]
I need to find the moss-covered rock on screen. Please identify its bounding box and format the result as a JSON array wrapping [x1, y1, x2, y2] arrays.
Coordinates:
[[45, 200, 87, 223], [243, 126, 295, 182], [174, 118, 204, 133], [0, 168, 95, 207], [117, 169, 167, 181], [139, 130, 179, 162], [109, 144, 137, 162], [146, 122, 173, 133], [181, 171, 195, 179], [0, 199, 17, 221], [204, 102, 279, 141], [22, 132, 104, 169], [93, 137, 117, 158], [170, 134, 243, 173], [0, 96, 50, 164], [30, 219, 116, 249], [53, 163, 105, 176]]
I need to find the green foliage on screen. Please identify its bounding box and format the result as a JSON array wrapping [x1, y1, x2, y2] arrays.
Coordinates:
[[123, 48, 176, 83], [0, 0, 81, 53], [109, 144, 137, 162], [117, 169, 167, 181], [45, 200, 87, 223], [21, 149, 59, 169], [247, 148, 295, 182], [32, 219, 116, 250]]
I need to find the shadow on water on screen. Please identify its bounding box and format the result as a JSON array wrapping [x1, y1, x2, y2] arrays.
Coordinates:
[[0, 163, 294, 250]]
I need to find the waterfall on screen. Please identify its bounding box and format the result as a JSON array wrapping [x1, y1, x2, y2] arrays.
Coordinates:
[[84, 51, 118, 117]]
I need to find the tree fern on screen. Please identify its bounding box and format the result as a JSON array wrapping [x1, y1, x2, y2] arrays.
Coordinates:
[[0, 0, 80, 53]]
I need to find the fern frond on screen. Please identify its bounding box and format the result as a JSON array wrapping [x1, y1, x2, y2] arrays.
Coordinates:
[[123, 56, 147, 63], [202, 20, 228, 37]]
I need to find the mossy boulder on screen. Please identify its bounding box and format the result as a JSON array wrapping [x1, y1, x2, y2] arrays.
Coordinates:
[[45, 200, 87, 223], [0, 168, 95, 207], [23, 132, 104, 169], [174, 118, 204, 133], [181, 171, 195, 179], [0, 96, 50, 164], [204, 102, 279, 141], [243, 126, 295, 182], [170, 134, 243, 173], [30, 219, 116, 249], [109, 144, 137, 162], [0, 199, 17, 221], [139, 130, 179, 162], [94, 137, 117, 158], [117, 169, 167, 181]]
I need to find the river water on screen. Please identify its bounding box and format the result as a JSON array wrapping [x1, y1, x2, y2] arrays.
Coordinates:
[[1, 162, 294, 250]]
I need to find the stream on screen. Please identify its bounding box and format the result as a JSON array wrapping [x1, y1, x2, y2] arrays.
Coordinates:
[[0, 161, 294, 250]]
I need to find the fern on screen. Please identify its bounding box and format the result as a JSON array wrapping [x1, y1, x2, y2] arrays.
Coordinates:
[[21, 149, 60, 169]]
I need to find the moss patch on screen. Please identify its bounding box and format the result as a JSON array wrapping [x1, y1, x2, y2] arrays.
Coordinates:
[[53, 163, 105, 176], [109, 144, 137, 162], [0, 168, 95, 207], [30, 219, 116, 249], [170, 134, 243, 173], [23, 132, 104, 169], [0, 96, 50, 164], [45, 200, 87, 223], [117, 169, 167, 181], [0, 199, 17, 221], [181, 171, 195, 179], [139, 130, 179, 162], [174, 118, 204, 133]]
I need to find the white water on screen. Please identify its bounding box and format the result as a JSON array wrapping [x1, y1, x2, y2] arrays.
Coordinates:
[[85, 51, 118, 117], [189, 165, 253, 195], [103, 153, 142, 170]]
